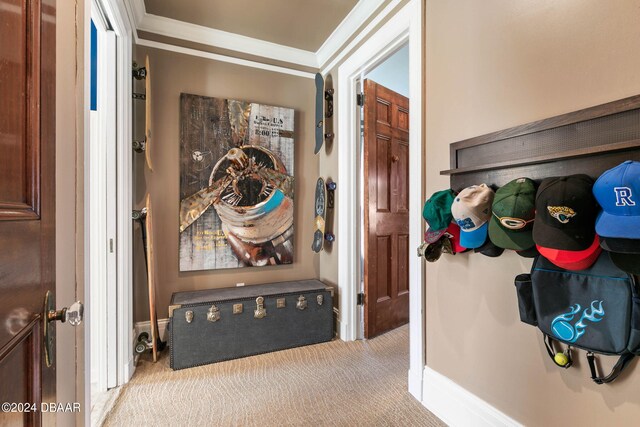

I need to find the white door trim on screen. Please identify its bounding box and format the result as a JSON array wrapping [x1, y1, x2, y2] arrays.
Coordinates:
[[89, 6, 118, 395], [336, 0, 425, 400], [87, 2, 135, 415], [99, 0, 135, 386]]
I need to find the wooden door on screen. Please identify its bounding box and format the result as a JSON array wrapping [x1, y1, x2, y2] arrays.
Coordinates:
[[363, 79, 410, 338], [0, 0, 56, 425]]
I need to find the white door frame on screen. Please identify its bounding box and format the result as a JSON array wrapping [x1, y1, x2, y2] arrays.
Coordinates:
[[89, 5, 118, 395], [336, 0, 424, 400], [100, 0, 136, 386], [85, 1, 134, 419]]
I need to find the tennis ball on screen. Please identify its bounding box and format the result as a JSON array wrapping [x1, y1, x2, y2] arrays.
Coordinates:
[[554, 352, 569, 366]]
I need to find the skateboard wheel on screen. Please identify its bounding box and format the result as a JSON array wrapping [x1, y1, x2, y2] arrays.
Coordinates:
[[326, 181, 337, 191], [325, 233, 335, 242], [138, 332, 149, 342], [135, 342, 147, 354], [326, 88, 335, 95]]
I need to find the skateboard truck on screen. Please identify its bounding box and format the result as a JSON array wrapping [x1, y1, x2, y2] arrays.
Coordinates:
[[132, 139, 147, 153], [135, 332, 166, 355], [133, 92, 146, 100], [132, 208, 147, 221], [325, 88, 334, 118], [132, 64, 147, 80], [326, 180, 336, 209]]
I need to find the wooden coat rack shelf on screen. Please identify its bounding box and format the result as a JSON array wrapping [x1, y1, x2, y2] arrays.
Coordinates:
[[441, 95, 640, 191]]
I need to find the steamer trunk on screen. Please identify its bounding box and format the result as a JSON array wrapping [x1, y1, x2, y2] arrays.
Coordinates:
[[169, 279, 334, 370]]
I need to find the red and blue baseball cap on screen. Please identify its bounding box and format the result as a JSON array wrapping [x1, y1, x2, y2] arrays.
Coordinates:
[[593, 161, 640, 239], [423, 189, 456, 243]]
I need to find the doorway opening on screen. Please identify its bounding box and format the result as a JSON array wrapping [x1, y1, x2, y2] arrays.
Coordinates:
[[357, 44, 410, 339], [336, 0, 424, 399]]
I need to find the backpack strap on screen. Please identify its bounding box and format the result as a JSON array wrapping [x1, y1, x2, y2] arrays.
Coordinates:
[[543, 334, 573, 369], [586, 352, 635, 385]]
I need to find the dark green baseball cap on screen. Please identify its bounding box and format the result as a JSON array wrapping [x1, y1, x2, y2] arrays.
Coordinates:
[[422, 189, 456, 234], [488, 178, 537, 251]]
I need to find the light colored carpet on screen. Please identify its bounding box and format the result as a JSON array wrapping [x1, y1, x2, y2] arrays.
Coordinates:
[[104, 325, 443, 427]]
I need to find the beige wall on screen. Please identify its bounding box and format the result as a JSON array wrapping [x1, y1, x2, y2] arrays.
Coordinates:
[[317, 0, 410, 297], [133, 46, 319, 322], [425, 0, 640, 425]]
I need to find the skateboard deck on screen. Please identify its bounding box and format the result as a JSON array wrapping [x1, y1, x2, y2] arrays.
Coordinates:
[[312, 179, 336, 252], [312, 178, 326, 252], [145, 194, 161, 361], [314, 73, 334, 154], [145, 55, 153, 171], [132, 55, 153, 171]]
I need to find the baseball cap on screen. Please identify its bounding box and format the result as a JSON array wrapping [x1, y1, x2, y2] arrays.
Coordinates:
[[451, 184, 495, 249], [600, 236, 640, 253], [533, 175, 599, 251], [488, 178, 537, 250], [423, 189, 456, 243], [444, 222, 467, 254], [609, 252, 640, 275], [473, 239, 504, 258], [593, 161, 640, 239], [537, 235, 602, 271], [516, 246, 540, 258]]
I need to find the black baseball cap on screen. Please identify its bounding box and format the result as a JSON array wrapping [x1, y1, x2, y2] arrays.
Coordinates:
[[609, 253, 640, 275], [533, 175, 598, 251], [473, 239, 504, 258], [516, 246, 540, 258], [600, 236, 640, 254]]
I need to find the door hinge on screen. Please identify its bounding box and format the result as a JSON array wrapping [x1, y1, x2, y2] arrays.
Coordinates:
[[357, 293, 365, 305], [356, 93, 365, 107]]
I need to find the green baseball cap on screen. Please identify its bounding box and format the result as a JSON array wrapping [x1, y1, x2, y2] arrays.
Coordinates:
[[488, 178, 537, 251], [422, 189, 456, 233]]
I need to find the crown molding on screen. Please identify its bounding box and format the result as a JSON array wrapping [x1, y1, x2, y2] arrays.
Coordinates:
[[315, 0, 385, 68], [137, 38, 315, 80], [130, 0, 317, 67], [126, 0, 386, 71], [129, 0, 146, 28]]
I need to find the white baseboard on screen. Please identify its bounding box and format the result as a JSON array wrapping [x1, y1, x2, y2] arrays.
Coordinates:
[[422, 366, 522, 427], [134, 318, 170, 344]]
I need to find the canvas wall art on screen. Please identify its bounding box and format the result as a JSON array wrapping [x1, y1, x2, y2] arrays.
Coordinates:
[[179, 93, 295, 271]]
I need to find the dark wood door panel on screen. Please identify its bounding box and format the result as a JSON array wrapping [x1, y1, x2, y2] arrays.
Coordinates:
[[392, 140, 409, 214], [375, 136, 391, 213], [375, 235, 392, 302], [0, 0, 56, 424], [0, 0, 42, 220], [0, 319, 41, 427], [364, 79, 410, 338]]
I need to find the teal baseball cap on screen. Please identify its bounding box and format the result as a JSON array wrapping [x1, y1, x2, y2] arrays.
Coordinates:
[[423, 189, 456, 242]]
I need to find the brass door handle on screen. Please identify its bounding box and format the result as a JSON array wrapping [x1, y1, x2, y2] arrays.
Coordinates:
[[391, 155, 399, 163]]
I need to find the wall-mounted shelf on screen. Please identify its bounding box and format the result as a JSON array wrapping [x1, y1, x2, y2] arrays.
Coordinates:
[[442, 95, 640, 190]]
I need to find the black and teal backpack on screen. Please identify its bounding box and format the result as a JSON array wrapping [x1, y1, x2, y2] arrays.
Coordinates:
[[515, 252, 639, 384]]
